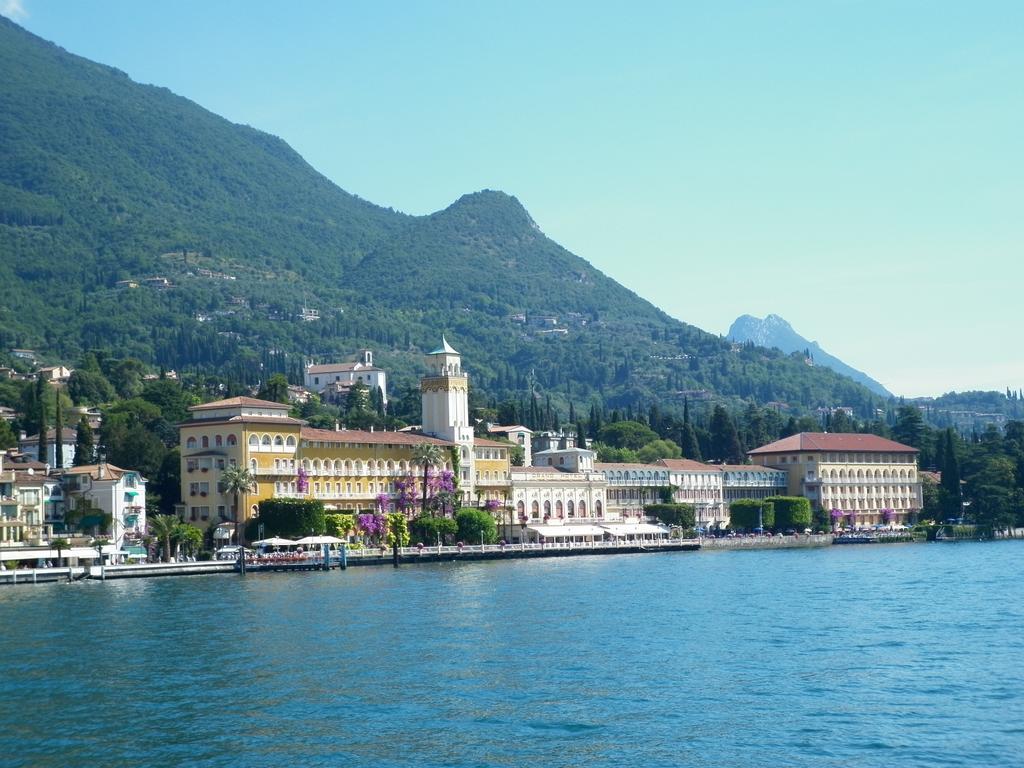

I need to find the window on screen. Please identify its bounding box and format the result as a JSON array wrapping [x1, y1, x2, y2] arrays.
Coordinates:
[[186, 437, 197, 449], [286, 436, 296, 448], [227, 434, 237, 446], [215, 435, 223, 447], [201, 436, 209, 448]]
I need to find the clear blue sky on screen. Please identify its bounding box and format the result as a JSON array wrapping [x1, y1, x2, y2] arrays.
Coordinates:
[[6, 0, 1022, 398]]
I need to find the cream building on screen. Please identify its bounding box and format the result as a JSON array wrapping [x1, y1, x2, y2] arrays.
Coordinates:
[[748, 432, 922, 526]]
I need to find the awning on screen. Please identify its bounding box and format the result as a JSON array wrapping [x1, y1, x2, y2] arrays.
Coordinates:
[[124, 490, 140, 497], [526, 524, 608, 538], [599, 523, 671, 537], [0, 546, 102, 561]]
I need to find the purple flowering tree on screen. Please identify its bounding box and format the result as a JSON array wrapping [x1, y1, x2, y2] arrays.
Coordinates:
[[882, 508, 894, 524], [427, 469, 457, 517], [296, 466, 309, 494], [357, 512, 386, 544], [394, 476, 418, 518]]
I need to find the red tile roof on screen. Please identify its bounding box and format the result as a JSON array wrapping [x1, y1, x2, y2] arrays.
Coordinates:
[[594, 462, 666, 471], [306, 362, 381, 374], [511, 466, 560, 473], [748, 433, 917, 455], [189, 396, 290, 411], [300, 427, 452, 447], [655, 458, 719, 471], [474, 437, 511, 448]]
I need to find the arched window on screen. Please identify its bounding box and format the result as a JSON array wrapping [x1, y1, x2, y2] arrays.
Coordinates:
[[517, 501, 525, 518], [261, 435, 271, 447], [302, 459, 311, 471], [531, 500, 540, 519], [578, 501, 587, 517], [595, 500, 603, 517], [249, 459, 257, 473], [227, 434, 237, 446], [286, 436, 296, 447], [214, 435, 223, 447], [186, 437, 197, 449], [556, 500, 564, 518], [201, 436, 209, 448], [274, 435, 284, 448], [544, 500, 551, 517], [567, 500, 575, 518]]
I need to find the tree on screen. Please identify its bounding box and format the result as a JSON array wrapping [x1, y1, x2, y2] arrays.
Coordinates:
[[54, 393, 64, 468], [257, 373, 290, 404], [765, 496, 812, 531], [411, 443, 444, 516], [51, 537, 70, 568], [0, 418, 16, 450], [456, 507, 498, 544], [892, 406, 927, 449], [410, 515, 458, 545], [148, 514, 180, 563], [173, 522, 204, 559], [598, 421, 659, 451], [252, 498, 326, 539], [220, 465, 256, 545], [74, 416, 95, 466], [637, 438, 682, 463], [709, 405, 743, 463], [644, 503, 695, 529], [324, 513, 356, 538], [35, 376, 48, 465], [66, 369, 115, 405], [729, 499, 774, 531], [385, 512, 410, 547], [940, 429, 962, 519]]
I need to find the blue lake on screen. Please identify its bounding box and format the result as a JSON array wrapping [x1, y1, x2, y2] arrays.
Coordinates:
[[2, 541, 1023, 767]]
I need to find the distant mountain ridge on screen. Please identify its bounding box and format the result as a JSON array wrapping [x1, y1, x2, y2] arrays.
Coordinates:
[[0, 16, 885, 418], [727, 314, 892, 398]]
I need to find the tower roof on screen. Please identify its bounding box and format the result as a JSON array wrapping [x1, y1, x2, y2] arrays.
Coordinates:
[[428, 335, 459, 355]]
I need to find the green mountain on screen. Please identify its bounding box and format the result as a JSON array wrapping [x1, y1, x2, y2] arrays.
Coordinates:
[[0, 17, 883, 418]]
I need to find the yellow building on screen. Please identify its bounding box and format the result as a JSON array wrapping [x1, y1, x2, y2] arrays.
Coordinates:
[[472, 437, 513, 505], [179, 342, 518, 534], [298, 426, 453, 512], [748, 432, 923, 526], [179, 397, 303, 527]]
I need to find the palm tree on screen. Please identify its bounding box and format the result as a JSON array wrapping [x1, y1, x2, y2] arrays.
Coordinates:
[[411, 443, 444, 517], [51, 537, 69, 568], [221, 465, 256, 546], [148, 514, 179, 563]]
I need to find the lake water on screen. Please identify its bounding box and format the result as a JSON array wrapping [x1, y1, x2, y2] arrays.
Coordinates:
[[2, 541, 1023, 767]]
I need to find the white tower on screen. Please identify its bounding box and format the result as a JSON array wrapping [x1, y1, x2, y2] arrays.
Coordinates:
[[421, 336, 474, 499]]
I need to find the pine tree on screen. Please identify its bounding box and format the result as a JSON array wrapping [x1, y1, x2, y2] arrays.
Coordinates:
[[709, 405, 743, 464], [54, 393, 64, 468], [940, 428, 961, 519], [35, 376, 48, 465], [74, 416, 94, 466]]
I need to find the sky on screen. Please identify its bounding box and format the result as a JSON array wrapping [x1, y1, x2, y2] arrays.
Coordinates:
[[5, 0, 1022, 398]]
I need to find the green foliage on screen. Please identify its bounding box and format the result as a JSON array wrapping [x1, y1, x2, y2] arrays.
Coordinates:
[[410, 514, 458, 544], [637, 438, 681, 463], [385, 512, 410, 547], [147, 514, 179, 563], [595, 444, 639, 463], [0, 418, 15, 450], [729, 499, 774, 530], [765, 496, 812, 531], [599, 421, 659, 450], [455, 507, 498, 544], [324, 513, 356, 538], [644, 503, 695, 528], [254, 498, 326, 539]]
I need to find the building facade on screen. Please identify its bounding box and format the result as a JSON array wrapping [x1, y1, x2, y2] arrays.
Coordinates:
[[748, 432, 923, 526]]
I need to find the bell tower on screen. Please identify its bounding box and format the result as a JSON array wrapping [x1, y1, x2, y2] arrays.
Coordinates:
[[421, 336, 474, 496]]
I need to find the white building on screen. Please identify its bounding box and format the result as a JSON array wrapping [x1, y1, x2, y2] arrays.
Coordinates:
[[61, 463, 147, 550], [420, 337, 475, 502], [18, 427, 77, 469], [304, 349, 387, 405], [656, 459, 727, 530]]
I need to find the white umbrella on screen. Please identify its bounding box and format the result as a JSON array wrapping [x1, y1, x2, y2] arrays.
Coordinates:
[[294, 535, 344, 545], [252, 536, 298, 547]]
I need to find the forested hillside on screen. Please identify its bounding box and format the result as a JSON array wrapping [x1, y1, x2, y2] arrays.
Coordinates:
[[0, 17, 883, 420]]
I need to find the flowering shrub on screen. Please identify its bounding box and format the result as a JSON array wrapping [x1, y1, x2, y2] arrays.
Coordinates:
[[297, 467, 309, 493]]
